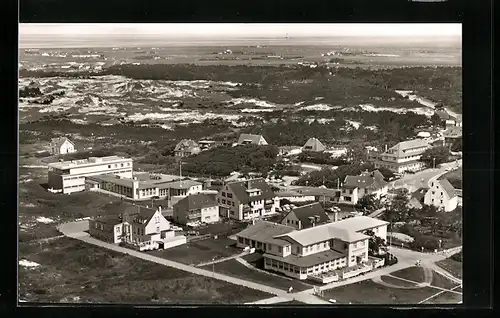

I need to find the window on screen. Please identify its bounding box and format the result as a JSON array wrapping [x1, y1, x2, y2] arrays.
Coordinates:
[[323, 242, 327, 248], [222, 199, 226, 204], [116, 227, 121, 233], [156, 226, 160, 233], [278, 247, 282, 253], [431, 182, 434, 187], [440, 200, 443, 204], [222, 192, 226, 197], [227, 193, 233, 198], [296, 246, 300, 254], [108, 165, 111, 168], [231, 202, 235, 206], [287, 219, 290, 224], [95, 223, 98, 229], [441, 192, 443, 196], [121, 163, 124, 167]]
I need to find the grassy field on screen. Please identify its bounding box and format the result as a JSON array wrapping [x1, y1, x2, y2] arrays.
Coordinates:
[[390, 267, 426, 283], [380, 275, 418, 288], [149, 237, 241, 265], [201, 259, 311, 292], [435, 258, 462, 279], [322, 280, 441, 304], [431, 272, 460, 290], [422, 291, 462, 304], [19, 237, 272, 304], [442, 167, 462, 189]]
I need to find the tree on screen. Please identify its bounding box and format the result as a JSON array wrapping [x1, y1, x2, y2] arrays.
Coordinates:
[[384, 188, 410, 222], [365, 229, 388, 256], [419, 146, 451, 168], [355, 193, 380, 212], [430, 113, 442, 127], [450, 138, 462, 152]]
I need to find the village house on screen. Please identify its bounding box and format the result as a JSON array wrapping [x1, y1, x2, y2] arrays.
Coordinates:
[[198, 140, 217, 151], [424, 177, 458, 212], [173, 193, 220, 225], [373, 139, 430, 173], [50, 137, 77, 155], [443, 126, 462, 146], [235, 215, 388, 281], [408, 187, 428, 209], [302, 138, 326, 152], [237, 134, 268, 146], [339, 170, 388, 205], [88, 205, 186, 250], [280, 202, 331, 230], [217, 178, 279, 221], [48, 155, 133, 194], [174, 139, 201, 157]]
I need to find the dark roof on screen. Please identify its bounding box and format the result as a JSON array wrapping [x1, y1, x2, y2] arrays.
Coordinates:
[[286, 202, 330, 228], [435, 110, 452, 120], [294, 187, 340, 197], [226, 178, 275, 204], [411, 187, 428, 202], [343, 170, 388, 190], [174, 193, 217, 211], [123, 205, 157, 225], [263, 249, 345, 267], [92, 214, 123, 226], [437, 177, 457, 198], [236, 221, 295, 246], [156, 179, 202, 190]]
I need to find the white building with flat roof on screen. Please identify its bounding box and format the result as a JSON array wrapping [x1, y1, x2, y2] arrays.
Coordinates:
[[48, 156, 133, 194]]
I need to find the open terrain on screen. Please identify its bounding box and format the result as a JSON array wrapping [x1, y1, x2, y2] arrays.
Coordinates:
[[19, 237, 272, 303]]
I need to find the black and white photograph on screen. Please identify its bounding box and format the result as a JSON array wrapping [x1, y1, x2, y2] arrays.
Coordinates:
[[18, 23, 463, 305]]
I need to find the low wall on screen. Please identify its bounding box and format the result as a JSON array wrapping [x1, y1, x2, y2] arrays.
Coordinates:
[[309, 273, 339, 284], [164, 236, 187, 249]]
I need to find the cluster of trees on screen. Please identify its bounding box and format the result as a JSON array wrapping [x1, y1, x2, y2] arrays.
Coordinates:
[[355, 194, 383, 212], [297, 151, 348, 166], [450, 138, 462, 152], [419, 146, 452, 168], [272, 161, 302, 178], [365, 229, 388, 256], [182, 144, 279, 177], [294, 162, 375, 188]]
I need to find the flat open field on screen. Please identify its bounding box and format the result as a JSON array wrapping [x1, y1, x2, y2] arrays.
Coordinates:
[[149, 237, 241, 265], [435, 258, 462, 280], [19, 237, 272, 304], [201, 259, 312, 292], [322, 280, 441, 304], [421, 290, 462, 304], [390, 266, 426, 282]]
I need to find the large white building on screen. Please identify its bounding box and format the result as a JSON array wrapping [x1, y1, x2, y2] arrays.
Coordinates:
[[424, 177, 458, 212], [48, 156, 133, 194], [236, 215, 388, 281], [374, 139, 430, 173]]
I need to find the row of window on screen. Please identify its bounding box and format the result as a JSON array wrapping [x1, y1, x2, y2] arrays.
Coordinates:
[[64, 184, 84, 189], [107, 162, 131, 169], [431, 191, 445, 196], [221, 192, 233, 199], [286, 219, 300, 226], [64, 176, 84, 181], [431, 199, 444, 204]]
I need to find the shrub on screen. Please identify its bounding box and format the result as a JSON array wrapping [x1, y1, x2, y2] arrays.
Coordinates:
[[409, 234, 440, 251], [450, 251, 462, 262]]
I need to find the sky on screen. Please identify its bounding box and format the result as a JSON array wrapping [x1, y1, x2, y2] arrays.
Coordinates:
[[20, 23, 462, 38]]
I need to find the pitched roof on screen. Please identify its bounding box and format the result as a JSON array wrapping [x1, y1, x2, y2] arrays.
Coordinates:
[[226, 178, 275, 204], [122, 205, 158, 225], [174, 193, 217, 211], [174, 139, 199, 152], [294, 187, 340, 197], [302, 138, 326, 152], [92, 214, 123, 226], [330, 215, 389, 232], [51, 137, 74, 148], [435, 110, 452, 120], [343, 170, 388, 190], [286, 202, 330, 228], [237, 134, 267, 145], [411, 187, 428, 201], [385, 139, 430, 158], [236, 221, 295, 246], [157, 179, 202, 190], [276, 222, 369, 246], [436, 177, 457, 198]]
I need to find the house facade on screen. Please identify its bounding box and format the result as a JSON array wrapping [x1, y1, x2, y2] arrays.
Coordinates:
[[235, 216, 388, 280], [50, 137, 77, 155], [89, 206, 186, 250], [373, 139, 430, 173], [237, 134, 268, 146], [173, 193, 220, 225], [217, 178, 279, 220], [424, 178, 458, 212], [339, 170, 388, 205], [48, 155, 133, 194]]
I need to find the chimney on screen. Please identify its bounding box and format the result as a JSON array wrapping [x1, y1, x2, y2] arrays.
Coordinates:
[[308, 216, 316, 227], [314, 215, 320, 223]]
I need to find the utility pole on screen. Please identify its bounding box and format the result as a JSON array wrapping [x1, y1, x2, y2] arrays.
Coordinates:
[[433, 157, 436, 169]]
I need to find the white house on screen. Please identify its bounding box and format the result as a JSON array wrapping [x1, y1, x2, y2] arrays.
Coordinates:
[[374, 139, 430, 173], [217, 178, 279, 220], [173, 193, 220, 225], [424, 177, 458, 212], [339, 170, 388, 205], [50, 137, 77, 155], [237, 134, 268, 146]]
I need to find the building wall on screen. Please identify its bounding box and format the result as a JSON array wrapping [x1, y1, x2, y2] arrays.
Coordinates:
[[281, 212, 301, 229], [278, 195, 316, 203], [88, 219, 114, 243], [201, 205, 220, 223], [300, 240, 332, 257], [347, 239, 369, 267], [424, 182, 458, 212], [339, 188, 359, 205], [145, 210, 171, 236]]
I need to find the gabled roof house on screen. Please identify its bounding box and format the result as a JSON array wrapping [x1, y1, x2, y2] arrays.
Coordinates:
[[302, 138, 326, 152], [237, 134, 268, 146]]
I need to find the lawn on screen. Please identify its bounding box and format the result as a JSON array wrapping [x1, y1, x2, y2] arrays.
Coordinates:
[[201, 259, 312, 292], [322, 280, 441, 304], [19, 237, 272, 304], [431, 272, 460, 290], [149, 237, 241, 265], [380, 275, 418, 288], [435, 258, 462, 280], [442, 168, 462, 189], [390, 267, 426, 283], [421, 291, 462, 304]]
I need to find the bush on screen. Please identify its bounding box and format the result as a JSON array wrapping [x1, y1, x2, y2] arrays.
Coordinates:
[[450, 251, 462, 262], [383, 253, 398, 266], [409, 234, 440, 251]]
